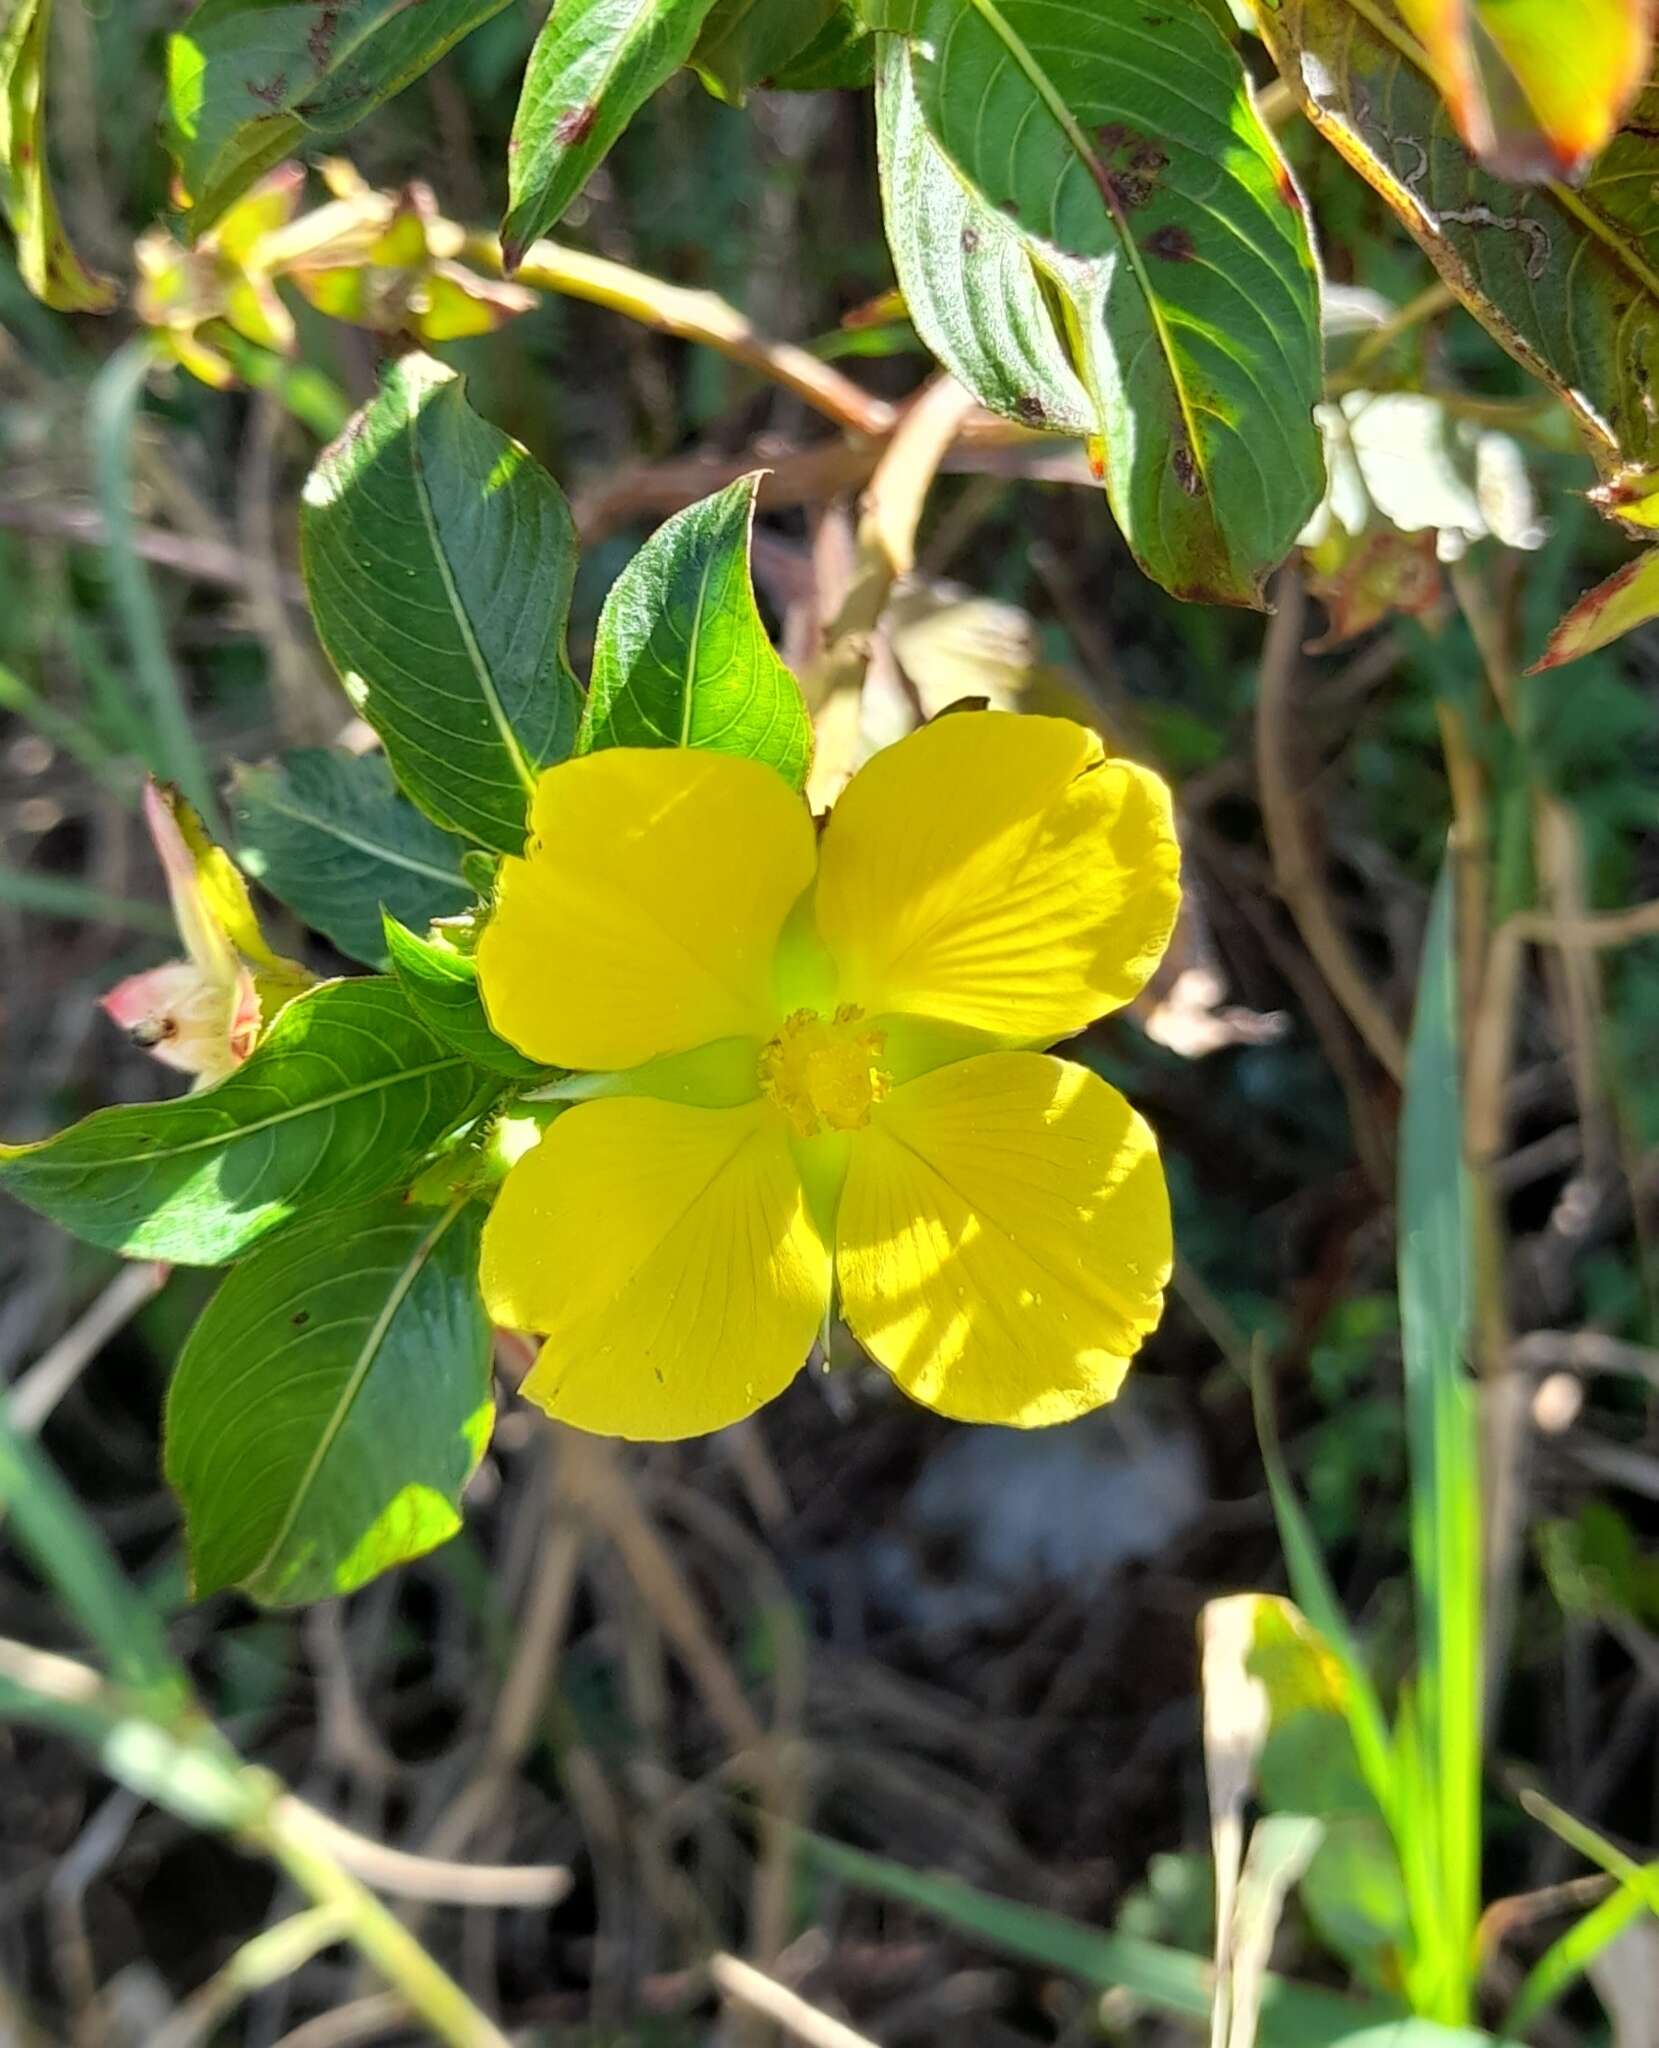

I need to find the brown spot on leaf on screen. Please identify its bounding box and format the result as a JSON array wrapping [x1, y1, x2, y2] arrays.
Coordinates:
[[1131, 143, 1167, 173], [1147, 223, 1195, 261], [308, 4, 342, 69], [961, 224, 981, 254], [248, 71, 288, 104], [1172, 445, 1205, 496], [1014, 393, 1046, 425], [554, 103, 598, 146], [1096, 121, 1135, 154], [292, 1309, 312, 1328], [1274, 161, 1305, 215], [1000, 197, 1020, 217]]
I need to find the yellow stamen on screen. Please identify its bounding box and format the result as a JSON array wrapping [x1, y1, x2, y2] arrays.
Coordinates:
[[757, 1005, 891, 1139]]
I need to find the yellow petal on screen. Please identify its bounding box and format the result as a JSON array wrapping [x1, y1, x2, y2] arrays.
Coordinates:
[[482, 1097, 829, 1440], [814, 712, 1180, 1043], [478, 749, 817, 1070], [836, 1053, 1171, 1425]]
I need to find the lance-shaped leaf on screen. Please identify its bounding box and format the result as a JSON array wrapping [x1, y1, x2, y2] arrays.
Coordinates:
[[502, 0, 721, 266], [1531, 547, 1659, 671], [166, 1194, 492, 1606], [875, 1, 1324, 606], [383, 913, 544, 1079], [301, 354, 582, 855], [0, 0, 114, 310], [582, 473, 813, 787], [1395, 0, 1651, 183], [875, 38, 1092, 438], [1254, 3, 1659, 529], [691, 0, 839, 103], [164, 0, 512, 232], [232, 749, 474, 969], [0, 979, 479, 1264]]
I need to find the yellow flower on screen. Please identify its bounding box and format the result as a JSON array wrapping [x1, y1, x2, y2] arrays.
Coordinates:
[[477, 712, 1181, 1440]]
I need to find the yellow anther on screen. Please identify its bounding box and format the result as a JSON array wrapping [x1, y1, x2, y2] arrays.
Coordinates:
[[757, 1005, 891, 1139]]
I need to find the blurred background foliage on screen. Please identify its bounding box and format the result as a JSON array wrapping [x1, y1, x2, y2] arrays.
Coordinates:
[[2, 2, 1659, 2043]]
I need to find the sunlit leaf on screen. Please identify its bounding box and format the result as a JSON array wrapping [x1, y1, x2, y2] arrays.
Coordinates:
[[873, 0, 1325, 605], [232, 749, 474, 968], [502, 0, 721, 265], [382, 913, 544, 1079], [166, 1194, 492, 1606], [875, 38, 1093, 438], [582, 473, 813, 787], [0, 979, 480, 1263], [164, 0, 512, 231], [301, 353, 581, 856], [0, 0, 114, 309], [1396, 0, 1651, 182], [1255, 3, 1659, 531]]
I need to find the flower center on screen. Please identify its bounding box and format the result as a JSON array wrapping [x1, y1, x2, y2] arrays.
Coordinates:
[[758, 1006, 891, 1139]]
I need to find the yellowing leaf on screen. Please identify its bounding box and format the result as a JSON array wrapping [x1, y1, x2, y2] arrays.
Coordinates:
[[1397, 0, 1651, 181], [0, 0, 115, 310], [1255, 3, 1659, 530]]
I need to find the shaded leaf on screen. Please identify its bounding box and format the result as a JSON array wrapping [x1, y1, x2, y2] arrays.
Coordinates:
[[1531, 547, 1659, 671], [166, 1195, 492, 1606], [1396, 0, 1651, 182], [0, 0, 115, 309], [875, 37, 1093, 437], [0, 979, 479, 1264], [301, 354, 581, 855], [164, 0, 512, 231], [502, 0, 721, 264], [382, 913, 544, 1079], [876, 0, 1324, 605], [1255, 3, 1659, 529], [691, 0, 839, 102], [232, 748, 474, 968], [768, 6, 872, 88], [582, 473, 813, 786]]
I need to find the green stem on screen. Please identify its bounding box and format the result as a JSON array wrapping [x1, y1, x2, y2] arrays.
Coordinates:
[[249, 1797, 511, 2048]]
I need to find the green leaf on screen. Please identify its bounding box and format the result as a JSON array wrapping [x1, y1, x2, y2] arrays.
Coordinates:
[[1254, 3, 1659, 532], [0, 0, 115, 309], [582, 473, 813, 787], [877, 2, 1325, 606], [1397, 862, 1482, 2026], [164, 0, 512, 232], [301, 354, 581, 856], [793, 1831, 1491, 2048], [382, 913, 544, 1079], [875, 37, 1092, 437], [165, 1194, 492, 1607], [768, 7, 872, 88], [232, 749, 474, 969], [502, 0, 722, 264], [0, 979, 480, 1264], [691, 0, 839, 102]]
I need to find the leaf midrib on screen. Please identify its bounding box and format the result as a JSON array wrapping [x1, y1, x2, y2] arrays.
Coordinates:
[[406, 382, 538, 799], [956, 0, 1215, 500], [25, 1054, 467, 1171], [240, 779, 469, 890], [242, 1197, 470, 1594]]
